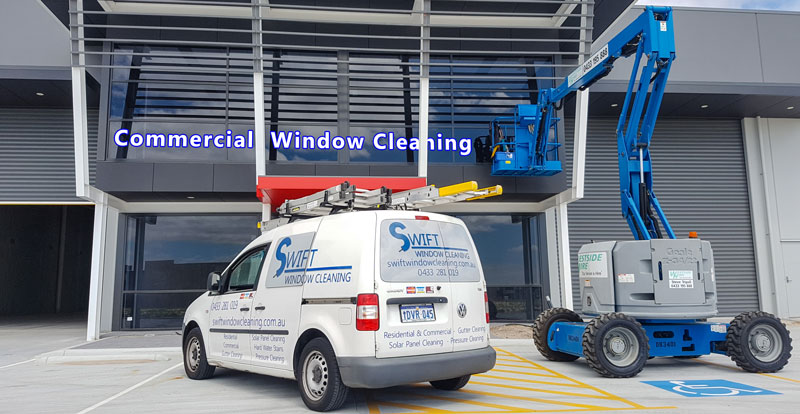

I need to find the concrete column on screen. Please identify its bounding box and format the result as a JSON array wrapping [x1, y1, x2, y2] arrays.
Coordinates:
[[417, 0, 430, 178], [557, 203, 574, 310], [545, 207, 563, 308], [742, 117, 788, 317], [87, 193, 108, 340]]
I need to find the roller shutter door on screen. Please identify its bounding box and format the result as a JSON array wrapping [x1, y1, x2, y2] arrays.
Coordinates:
[[0, 108, 98, 202], [564, 118, 758, 316]]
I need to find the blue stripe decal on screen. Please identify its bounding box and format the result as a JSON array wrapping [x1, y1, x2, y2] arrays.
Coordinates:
[[283, 265, 353, 274], [411, 246, 468, 251]]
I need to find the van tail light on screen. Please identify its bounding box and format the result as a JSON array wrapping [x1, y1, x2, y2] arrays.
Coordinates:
[[356, 293, 379, 331], [415, 215, 429, 220], [484, 292, 490, 323]]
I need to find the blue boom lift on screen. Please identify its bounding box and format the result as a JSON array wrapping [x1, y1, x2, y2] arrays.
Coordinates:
[[495, 7, 794, 377]]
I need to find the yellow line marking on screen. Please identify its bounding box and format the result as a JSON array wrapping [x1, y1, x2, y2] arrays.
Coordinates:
[[495, 363, 550, 370], [475, 374, 589, 388], [392, 391, 531, 413], [367, 399, 382, 414], [494, 348, 649, 409], [759, 373, 800, 384], [366, 348, 676, 413], [457, 388, 610, 410], [691, 358, 800, 384], [489, 368, 563, 378], [470, 381, 616, 400], [367, 399, 453, 413]]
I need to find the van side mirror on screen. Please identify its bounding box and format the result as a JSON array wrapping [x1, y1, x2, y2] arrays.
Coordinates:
[[207, 272, 221, 292]]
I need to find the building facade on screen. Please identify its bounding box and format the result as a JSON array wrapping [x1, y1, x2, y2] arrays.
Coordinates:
[[2, 1, 799, 340]]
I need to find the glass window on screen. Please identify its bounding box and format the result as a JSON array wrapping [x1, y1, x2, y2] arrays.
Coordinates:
[[120, 214, 260, 329], [379, 219, 481, 283], [459, 215, 526, 285], [455, 214, 547, 322], [108, 45, 255, 162], [227, 249, 266, 292], [121, 292, 201, 330]]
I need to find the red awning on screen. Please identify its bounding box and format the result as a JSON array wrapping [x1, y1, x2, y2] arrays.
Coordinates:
[[256, 176, 427, 210]]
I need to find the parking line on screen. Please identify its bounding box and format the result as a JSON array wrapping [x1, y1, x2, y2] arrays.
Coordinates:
[[474, 374, 588, 388], [494, 348, 673, 409], [392, 390, 534, 413], [490, 368, 563, 378], [367, 348, 675, 413], [74, 362, 182, 414], [690, 358, 800, 384], [495, 362, 551, 371], [0, 359, 34, 370], [469, 380, 617, 400], [758, 373, 800, 384], [456, 388, 610, 410], [367, 398, 451, 414]]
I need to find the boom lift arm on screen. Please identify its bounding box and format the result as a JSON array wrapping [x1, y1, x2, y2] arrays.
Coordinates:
[[492, 6, 676, 240]]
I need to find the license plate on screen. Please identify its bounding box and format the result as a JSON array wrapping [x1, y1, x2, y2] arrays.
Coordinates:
[[400, 304, 436, 323]]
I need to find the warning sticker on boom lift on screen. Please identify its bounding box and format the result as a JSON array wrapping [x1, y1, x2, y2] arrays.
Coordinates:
[[617, 273, 635, 283]]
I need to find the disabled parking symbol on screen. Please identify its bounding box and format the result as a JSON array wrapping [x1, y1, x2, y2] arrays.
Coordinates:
[[642, 380, 779, 397]]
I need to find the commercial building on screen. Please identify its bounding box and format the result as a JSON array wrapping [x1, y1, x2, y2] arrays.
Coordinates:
[[1, 1, 798, 340]]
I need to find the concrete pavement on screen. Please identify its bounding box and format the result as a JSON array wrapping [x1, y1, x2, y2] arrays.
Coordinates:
[[1, 317, 797, 414]]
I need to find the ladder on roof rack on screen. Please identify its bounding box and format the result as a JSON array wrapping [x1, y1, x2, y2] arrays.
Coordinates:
[[258, 180, 502, 232]]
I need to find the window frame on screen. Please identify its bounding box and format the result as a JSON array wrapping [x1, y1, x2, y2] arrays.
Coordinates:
[[220, 244, 270, 294]]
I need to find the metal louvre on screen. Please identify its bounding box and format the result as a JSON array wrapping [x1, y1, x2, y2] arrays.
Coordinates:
[[564, 118, 759, 316], [0, 109, 98, 202], [69, 0, 594, 162]]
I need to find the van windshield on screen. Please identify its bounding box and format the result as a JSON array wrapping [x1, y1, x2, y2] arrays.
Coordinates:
[[379, 219, 481, 283]]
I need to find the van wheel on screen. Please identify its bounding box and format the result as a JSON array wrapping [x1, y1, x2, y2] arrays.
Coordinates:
[[430, 375, 471, 390], [298, 338, 349, 412], [183, 327, 215, 380]]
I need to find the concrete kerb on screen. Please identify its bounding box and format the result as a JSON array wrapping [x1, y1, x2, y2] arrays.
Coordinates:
[[35, 347, 180, 365]]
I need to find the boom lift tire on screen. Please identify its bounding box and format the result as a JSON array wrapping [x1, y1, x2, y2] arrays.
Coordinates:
[[533, 308, 582, 362], [726, 311, 792, 373], [583, 313, 649, 378]]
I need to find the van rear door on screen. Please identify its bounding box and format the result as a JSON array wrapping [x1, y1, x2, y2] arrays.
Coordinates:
[[437, 220, 490, 352], [375, 215, 489, 358]]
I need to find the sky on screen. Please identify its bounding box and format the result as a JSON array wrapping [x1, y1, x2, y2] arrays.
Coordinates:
[[636, 0, 800, 11]]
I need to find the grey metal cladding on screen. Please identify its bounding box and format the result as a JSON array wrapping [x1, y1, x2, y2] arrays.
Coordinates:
[[0, 108, 98, 202], [564, 118, 758, 316]]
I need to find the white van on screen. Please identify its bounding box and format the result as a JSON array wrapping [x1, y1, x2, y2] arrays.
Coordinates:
[[182, 210, 497, 411]]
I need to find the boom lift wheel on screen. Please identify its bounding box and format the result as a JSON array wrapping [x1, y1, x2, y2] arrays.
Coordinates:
[[533, 308, 582, 361], [726, 311, 792, 373], [583, 313, 649, 378]]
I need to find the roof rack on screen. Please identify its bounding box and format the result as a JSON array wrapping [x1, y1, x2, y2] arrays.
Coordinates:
[[258, 180, 502, 231]]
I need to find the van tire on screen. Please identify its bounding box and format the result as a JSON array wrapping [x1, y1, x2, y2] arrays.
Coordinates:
[[430, 375, 471, 390], [183, 327, 215, 380], [298, 338, 349, 412]]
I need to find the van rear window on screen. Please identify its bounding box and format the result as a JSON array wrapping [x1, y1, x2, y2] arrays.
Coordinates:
[[379, 219, 480, 283]]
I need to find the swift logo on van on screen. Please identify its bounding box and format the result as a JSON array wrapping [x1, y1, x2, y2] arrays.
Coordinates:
[[274, 237, 319, 277], [388, 221, 445, 252]]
